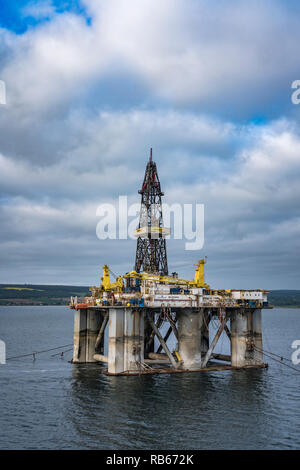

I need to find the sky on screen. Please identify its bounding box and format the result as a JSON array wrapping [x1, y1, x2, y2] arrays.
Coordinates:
[[0, 0, 300, 289]]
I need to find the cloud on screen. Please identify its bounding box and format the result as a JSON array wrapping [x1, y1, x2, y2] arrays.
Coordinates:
[[0, 108, 237, 179], [1, 0, 300, 118], [0, 1, 300, 287], [22, 1, 55, 20], [0, 111, 300, 287]]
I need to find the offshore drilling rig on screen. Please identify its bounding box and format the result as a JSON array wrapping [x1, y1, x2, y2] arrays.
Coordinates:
[[70, 149, 271, 375]]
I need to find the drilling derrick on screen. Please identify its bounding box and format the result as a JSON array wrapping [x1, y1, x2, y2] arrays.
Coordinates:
[[134, 149, 169, 275]]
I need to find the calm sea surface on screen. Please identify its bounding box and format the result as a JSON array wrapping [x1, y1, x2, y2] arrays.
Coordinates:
[[0, 306, 299, 450]]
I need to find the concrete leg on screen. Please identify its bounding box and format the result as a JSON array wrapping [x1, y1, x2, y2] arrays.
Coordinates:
[[124, 309, 144, 372], [252, 309, 263, 364], [73, 309, 87, 363], [231, 308, 263, 367], [231, 310, 248, 367], [108, 308, 145, 374], [231, 309, 263, 367], [108, 308, 125, 374], [86, 309, 102, 362], [178, 308, 203, 370]]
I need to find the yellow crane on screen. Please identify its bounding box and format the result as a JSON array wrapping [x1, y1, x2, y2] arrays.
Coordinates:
[[100, 265, 123, 291], [192, 259, 209, 288], [101, 258, 210, 291]]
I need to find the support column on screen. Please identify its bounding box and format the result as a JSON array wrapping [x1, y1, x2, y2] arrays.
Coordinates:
[[108, 308, 125, 374], [252, 308, 263, 364], [73, 309, 87, 363], [86, 309, 102, 362], [124, 308, 144, 372], [231, 309, 248, 367], [177, 308, 203, 370], [231, 308, 264, 367], [108, 308, 145, 374]]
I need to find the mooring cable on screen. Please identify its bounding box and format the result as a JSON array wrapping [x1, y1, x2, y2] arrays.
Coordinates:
[[6, 344, 73, 361], [51, 347, 73, 357], [254, 346, 300, 374], [254, 345, 293, 364]]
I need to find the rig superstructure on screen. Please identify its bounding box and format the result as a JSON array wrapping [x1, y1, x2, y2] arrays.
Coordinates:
[[70, 149, 271, 375]]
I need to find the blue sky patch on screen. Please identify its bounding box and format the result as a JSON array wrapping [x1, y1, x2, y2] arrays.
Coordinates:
[[0, 0, 90, 34]]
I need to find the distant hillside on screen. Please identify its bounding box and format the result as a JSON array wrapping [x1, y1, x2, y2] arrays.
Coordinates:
[[267, 290, 300, 308], [0, 285, 299, 307], [0, 284, 90, 306]]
